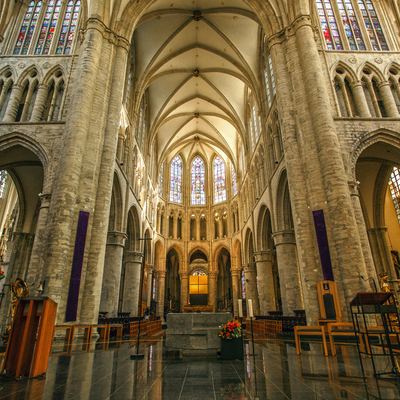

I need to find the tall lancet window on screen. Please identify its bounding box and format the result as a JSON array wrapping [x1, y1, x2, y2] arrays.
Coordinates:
[[231, 164, 238, 196], [315, 0, 342, 50], [14, 1, 43, 55], [0, 171, 7, 198], [191, 157, 206, 205], [214, 156, 226, 203], [158, 164, 164, 196], [170, 156, 182, 203], [389, 167, 400, 224], [35, 0, 62, 54], [56, 0, 82, 54]]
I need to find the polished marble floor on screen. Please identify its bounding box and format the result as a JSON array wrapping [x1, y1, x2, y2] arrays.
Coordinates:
[[0, 336, 400, 400]]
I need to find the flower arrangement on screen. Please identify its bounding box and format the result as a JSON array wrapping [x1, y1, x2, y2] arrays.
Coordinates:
[[218, 320, 242, 340]]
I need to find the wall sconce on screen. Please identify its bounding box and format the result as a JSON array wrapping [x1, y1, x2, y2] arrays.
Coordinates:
[[37, 281, 45, 294]]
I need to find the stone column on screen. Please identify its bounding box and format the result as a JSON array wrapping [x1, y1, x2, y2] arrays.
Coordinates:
[[147, 265, 154, 308], [218, 217, 223, 238], [180, 272, 189, 310], [26, 194, 52, 286], [157, 270, 166, 320], [378, 81, 399, 117], [30, 84, 49, 122], [99, 232, 126, 317], [208, 271, 218, 311], [231, 269, 241, 317], [350, 81, 371, 117], [122, 251, 143, 316], [2, 84, 23, 122], [196, 217, 201, 241], [173, 216, 177, 239], [243, 263, 260, 316], [273, 231, 304, 315], [254, 251, 276, 315]]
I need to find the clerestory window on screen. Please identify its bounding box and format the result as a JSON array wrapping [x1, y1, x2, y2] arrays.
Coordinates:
[[191, 157, 206, 205], [170, 156, 182, 203]]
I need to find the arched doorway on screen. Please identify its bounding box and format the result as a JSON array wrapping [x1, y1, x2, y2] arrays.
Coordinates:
[[189, 250, 208, 306]]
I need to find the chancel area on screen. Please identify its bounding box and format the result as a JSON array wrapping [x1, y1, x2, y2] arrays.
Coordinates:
[[0, 0, 400, 398]]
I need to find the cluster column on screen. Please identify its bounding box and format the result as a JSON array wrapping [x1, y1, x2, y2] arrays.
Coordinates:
[[254, 251, 276, 315], [180, 272, 189, 310], [243, 263, 260, 316], [208, 271, 218, 311], [230, 269, 241, 317], [147, 265, 154, 309], [157, 270, 166, 320]]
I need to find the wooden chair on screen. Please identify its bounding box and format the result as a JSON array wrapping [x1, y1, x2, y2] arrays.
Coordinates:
[[294, 325, 328, 356], [327, 322, 365, 356], [317, 281, 342, 327]]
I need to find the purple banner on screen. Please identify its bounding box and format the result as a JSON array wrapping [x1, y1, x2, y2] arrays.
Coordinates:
[[312, 209, 334, 281], [65, 211, 90, 322]]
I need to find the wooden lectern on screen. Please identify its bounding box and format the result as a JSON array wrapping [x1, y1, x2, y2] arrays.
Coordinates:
[[3, 297, 57, 378]]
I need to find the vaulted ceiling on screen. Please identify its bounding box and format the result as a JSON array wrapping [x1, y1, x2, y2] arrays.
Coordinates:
[[133, 0, 263, 168]]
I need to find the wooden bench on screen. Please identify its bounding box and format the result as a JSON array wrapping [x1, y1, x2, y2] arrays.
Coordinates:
[[54, 325, 74, 341], [294, 326, 328, 356], [327, 322, 365, 356]]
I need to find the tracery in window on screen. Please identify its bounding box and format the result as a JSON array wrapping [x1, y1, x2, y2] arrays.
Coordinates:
[[357, 0, 388, 51], [170, 156, 182, 203], [336, 0, 365, 50], [35, 0, 62, 54], [158, 164, 164, 196], [214, 156, 226, 203], [0, 171, 7, 198], [56, 0, 82, 54], [191, 157, 206, 205], [14, 1, 42, 55], [231, 164, 238, 196], [316, 0, 342, 50], [389, 167, 400, 224]]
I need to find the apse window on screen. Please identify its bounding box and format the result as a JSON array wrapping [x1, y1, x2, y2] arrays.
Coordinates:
[[14, 0, 82, 55], [315, 0, 388, 51], [389, 167, 400, 223], [214, 156, 226, 203], [189, 270, 208, 294]]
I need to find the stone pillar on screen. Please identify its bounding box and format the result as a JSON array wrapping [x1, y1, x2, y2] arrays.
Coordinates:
[[26, 194, 52, 286], [157, 270, 166, 320], [348, 181, 378, 288], [122, 251, 143, 316], [273, 231, 304, 315], [196, 218, 201, 241], [2, 84, 23, 122], [180, 272, 189, 310], [30, 84, 49, 122], [254, 251, 276, 315], [147, 265, 154, 308], [378, 82, 399, 117], [243, 263, 260, 316], [218, 217, 223, 238], [231, 269, 241, 317], [350, 81, 371, 117], [99, 232, 126, 317], [173, 216, 177, 239], [208, 271, 218, 311]]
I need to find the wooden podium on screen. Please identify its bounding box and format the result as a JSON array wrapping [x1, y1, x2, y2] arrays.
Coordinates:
[[3, 297, 57, 378]]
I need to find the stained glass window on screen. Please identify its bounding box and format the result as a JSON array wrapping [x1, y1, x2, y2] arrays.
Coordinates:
[[14, 1, 42, 55], [337, 0, 365, 50], [152, 277, 156, 300], [389, 167, 400, 224], [56, 0, 81, 54], [269, 56, 276, 95], [35, 0, 62, 54], [231, 164, 238, 196], [191, 157, 206, 205], [125, 70, 132, 106], [192, 269, 207, 276], [0, 171, 7, 198], [264, 69, 271, 108], [214, 156, 226, 203], [189, 272, 208, 294], [170, 156, 182, 203], [242, 270, 246, 299], [316, 0, 343, 50], [357, 0, 388, 51], [158, 163, 164, 196]]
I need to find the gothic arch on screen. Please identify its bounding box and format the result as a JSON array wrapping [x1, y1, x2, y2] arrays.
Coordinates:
[[256, 204, 273, 251], [275, 169, 293, 231], [126, 206, 140, 251], [108, 172, 123, 232]]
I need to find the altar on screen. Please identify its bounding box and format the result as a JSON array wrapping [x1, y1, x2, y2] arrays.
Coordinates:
[[166, 312, 232, 355]]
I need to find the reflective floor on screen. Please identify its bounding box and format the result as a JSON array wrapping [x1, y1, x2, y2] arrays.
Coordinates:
[[0, 336, 400, 399]]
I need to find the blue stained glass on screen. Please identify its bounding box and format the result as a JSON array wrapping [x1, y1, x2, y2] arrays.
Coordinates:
[[191, 157, 206, 205], [170, 156, 182, 203]]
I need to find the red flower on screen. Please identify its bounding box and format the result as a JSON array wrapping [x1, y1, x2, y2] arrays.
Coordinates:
[[226, 332, 230, 338]]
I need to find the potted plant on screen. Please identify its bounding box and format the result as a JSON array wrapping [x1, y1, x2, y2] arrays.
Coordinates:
[[219, 320, 243, 360]]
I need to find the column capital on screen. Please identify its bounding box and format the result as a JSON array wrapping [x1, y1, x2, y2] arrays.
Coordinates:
[[350, 80, 363, 89], [38, 193, 51, 208], [107, 231, 128, 247], [147, 264, 155, 274], [230, 269, 242, 278], [272, 230, 296, 246], [157, 269, 167, 278], [254, 250, 274, 263], [377, 81, 391, 89], [208, 271, 218, 279], [37, 83, 49, 91], [125, 250, 143, 263], [12, 83, 24, 91], [243, 263, 256, 273], [179, 272, 189, 279]]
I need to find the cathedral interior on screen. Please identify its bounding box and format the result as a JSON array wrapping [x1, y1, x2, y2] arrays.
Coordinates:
[[0, 0, 400, 399]]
